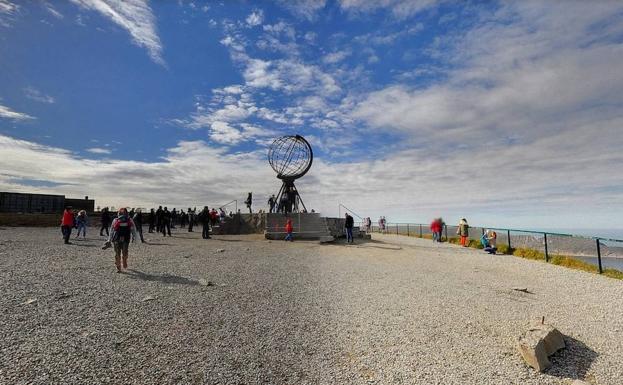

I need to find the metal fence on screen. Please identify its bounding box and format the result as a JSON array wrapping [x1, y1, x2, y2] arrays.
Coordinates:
[[362, 222, 623, 274]]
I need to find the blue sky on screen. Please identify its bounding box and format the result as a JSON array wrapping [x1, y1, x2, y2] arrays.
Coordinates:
[[1, 0, 623, 231]]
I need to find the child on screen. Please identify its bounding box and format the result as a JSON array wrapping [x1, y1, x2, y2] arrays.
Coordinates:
[[284, 218, 293, 242], [457, 218, 469, 247]]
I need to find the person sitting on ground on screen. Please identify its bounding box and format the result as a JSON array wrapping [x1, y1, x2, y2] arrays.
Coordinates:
[[105, 208, 137, 273], [484, 230, 497, 254], [284, 218, 293, 242]]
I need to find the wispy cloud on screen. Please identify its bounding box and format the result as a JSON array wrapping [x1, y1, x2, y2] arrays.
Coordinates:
[[0, 0, 16, 13], [43, 2, 64, 19], [23, 87, 55, 104], [86, 147, 112, 154], [69, 0, 164, 65], [0, 104, 35, 121], [339, 0, 440, 19]]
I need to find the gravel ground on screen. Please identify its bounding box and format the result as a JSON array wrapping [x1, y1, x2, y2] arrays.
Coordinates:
[[0, 227, 621, 385]]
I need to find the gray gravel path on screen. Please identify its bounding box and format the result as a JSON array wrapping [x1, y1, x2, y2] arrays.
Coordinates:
[[0, 227, 621, 384]]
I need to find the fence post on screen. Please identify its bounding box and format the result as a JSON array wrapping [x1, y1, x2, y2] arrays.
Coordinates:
[[596, 238, 603, 274], [407, 224, 410, 237], [507, 230, 511, 252], [444, 225, 448, 242], [544, 233, 549, 262], [419, 224, 423, 238], [396, 224, 398, 235]]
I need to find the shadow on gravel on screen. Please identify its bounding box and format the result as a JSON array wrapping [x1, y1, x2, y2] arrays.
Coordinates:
[[545, 335, 598, 381], [144, 241, 172, 246], [124, 269, 199, 286]]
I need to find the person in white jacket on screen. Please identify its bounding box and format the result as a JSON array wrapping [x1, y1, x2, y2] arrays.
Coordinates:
[[104, 208, 137, 273]]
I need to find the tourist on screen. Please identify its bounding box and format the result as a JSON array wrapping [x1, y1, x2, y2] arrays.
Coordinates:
[[107, 208, 137, 273], [155, 206, 163, 233], [180, 209, 187, 228], [187, 207, 194, 232], [161, 207, 171, 237], [245, 192, 252, 213], [133, 209, 145, 243], [60, 207, 74, 244], [210, 208, 219, 233], [75, 210, 88, 239], [199, 206, 211, 239], [99, 207, 110, 236], [284, 218, 293, 242], [430, 218, 441, 242], [457, 218, 469, 247], [268, 194, 276, 213], [148, 208, 156, 233], [438, 217, 446, 241], [171, 208, 177, 229], [484, 230, 497, 254], [219, 207, 226, 223], [344, 213, 354, 244]]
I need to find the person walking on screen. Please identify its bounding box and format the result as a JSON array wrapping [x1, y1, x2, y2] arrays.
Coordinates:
[[457, 218, 469, 247], [132, 209, 145, 243], [60, 207, 74, 244], [161, 207, 171, 237], [171, 208, 177, 229], [107, 208, 137, 273], [284, 218, 293, 242], [99, 207, 110, 236], [180, 209, 187, 229], [75, 210, 88, 239], [430, 218, 442, 242], [344, 213, 354, 244]]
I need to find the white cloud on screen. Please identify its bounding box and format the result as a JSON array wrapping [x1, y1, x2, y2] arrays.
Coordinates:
[[243, 58, 340, 95], [339, 0, 440, 19], [44, 2, 64, 19], [0, 104, 34, 121], [322, 50, 351, 64], [0, 0, 17, 14], [86, 147, 112, 154], [69, 0, 164, 65], [245, 9, 263, 27], [23, 87, 55, 104], [277, 0, 326, 20]]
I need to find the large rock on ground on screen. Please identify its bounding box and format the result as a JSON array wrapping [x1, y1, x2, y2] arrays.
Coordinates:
[[517, 322, 566, 372]]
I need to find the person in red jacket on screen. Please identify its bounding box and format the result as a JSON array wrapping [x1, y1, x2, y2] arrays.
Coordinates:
[[60, 207, 75, 244], [430, 218, 441, 242], [284, 218, 293, 242]]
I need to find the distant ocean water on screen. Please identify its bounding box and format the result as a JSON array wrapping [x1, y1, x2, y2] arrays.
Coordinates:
[[534, 228, 623, 240]]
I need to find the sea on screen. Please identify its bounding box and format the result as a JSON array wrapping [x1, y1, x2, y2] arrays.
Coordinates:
[[520, 228, 623, 271]]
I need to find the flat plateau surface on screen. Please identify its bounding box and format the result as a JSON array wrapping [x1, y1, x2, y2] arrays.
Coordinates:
[[0, 227, 621, 385]]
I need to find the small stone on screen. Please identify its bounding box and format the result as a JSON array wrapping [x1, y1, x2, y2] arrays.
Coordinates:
[[21, 298, 37, 305], [199, 279, 215, 286], [571, 381, 590, 385], [142, 295, 157, 302], [216, 249, 225, 253]]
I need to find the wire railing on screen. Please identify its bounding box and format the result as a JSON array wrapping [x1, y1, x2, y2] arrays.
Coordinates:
[[361, 221, 623, 275]]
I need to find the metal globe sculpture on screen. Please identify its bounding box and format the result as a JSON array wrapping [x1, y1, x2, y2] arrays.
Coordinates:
[[268, 135, 313, 180], [267, 135, 313, 213]]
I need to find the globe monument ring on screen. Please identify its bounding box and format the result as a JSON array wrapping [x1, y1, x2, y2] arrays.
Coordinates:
[[267, 135, 313, 213]]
